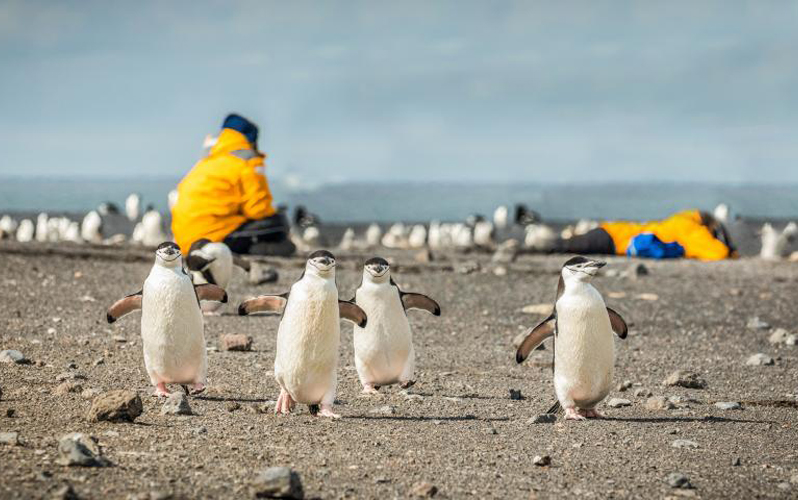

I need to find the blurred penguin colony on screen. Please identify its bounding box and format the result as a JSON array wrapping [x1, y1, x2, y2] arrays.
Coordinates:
[[1, 114, 797, 262]]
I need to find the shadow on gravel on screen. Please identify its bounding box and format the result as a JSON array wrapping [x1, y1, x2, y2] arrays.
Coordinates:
[[194, 396, 274, 403], [602, 416, 773, 425], [350, 415, 511, 422]]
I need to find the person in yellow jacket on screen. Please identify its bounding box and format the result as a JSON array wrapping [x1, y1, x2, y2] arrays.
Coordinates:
[[547, 210, 736, 261], [171, 114, 295, 256]]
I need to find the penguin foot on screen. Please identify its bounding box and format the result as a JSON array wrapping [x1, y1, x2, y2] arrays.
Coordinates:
[[583, 408, 603, 418], [190, 383, 206, 395], [399, 380, 416, 389], [361, 384, 380, 395], [318, 405, 341, 419], [275, 390, 295, 415], [564, 407, 586, 421], [154, 383, 171, 398]]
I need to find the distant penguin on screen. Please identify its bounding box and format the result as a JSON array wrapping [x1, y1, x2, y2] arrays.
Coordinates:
[[713, 203, 731, 224], [760, 222, 797, 260], [16, 219, 34, 242], [302, 226, 322, 248], [365, 223, 382, 248], [407, 225, 427, 249], [167, 190, 179, 211], [140, 210, 167, 247], [473, 221, 495, 248], [106, 242, 228, 397], [63, 222, 82, 243], [35, 213, 49, 242], [493, 206, 509, 229], [515, 204, 541, 226], [451, 223, 474, 250], [126, 193, 142, 221], [515, 256, 628, 420], [186, 239, 250, 314], [339, 228, 356, 251], [352, 257, 440, 393], [293, 205, 320, 228], [427, 221, 442, 250], [97, 202, 120, 216], [524, 224, 557, 251], [0, 215, 17, 239], [382, 223, 409, 249], [46, 218, 61, 242], [466, 214, 485, 227], [81, 211, 103, 243], [238, 250, 367, 418], [574, 219, 599, 236]]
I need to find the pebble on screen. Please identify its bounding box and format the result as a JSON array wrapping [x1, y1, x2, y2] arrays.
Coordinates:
[[617, 380, 633, 392], [746, 353, 775, 366], [522, 304, 551, 315], [369, 405, 395, 415], [81, 388, 101, 400], [532, 455, 551, 466], [56, 433, 110, 467], [769, 328, 791, 345], [53, 382, 83, 396], [410, 481, 438, 497], [731, 457, 741, 466], [493, 266, 507, 277], [607, 398, 632, 408], [51, 483, 80, 500], [777, 482, 791, 491], [86, 390, 143, 423], [633, 388, 653, 398], [747, 317, 771, 330], [509, 389, 523, 400], [220, 334, 253, 352], [666, 472, 692, 489], [192, 426, 207, 435], [455, 262, 480, 274], [527, 414, 557, 424], [0, 349, 27, 364], [160, 393, 193, 416], [714, 402, 742, 410], [251, 466, 304, 499], [55, 372, 87, 382], [0, 431, 20, 445], [93, 357, 105, 366], [225, 402, 241, 412], [635, 293, 659, 301], [645, 396, 677, 411], [672, 439, 699, 449], [663, 370, 707, 389]]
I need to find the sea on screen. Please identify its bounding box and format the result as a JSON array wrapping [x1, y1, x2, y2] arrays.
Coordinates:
[[1, 176, 797, 223]]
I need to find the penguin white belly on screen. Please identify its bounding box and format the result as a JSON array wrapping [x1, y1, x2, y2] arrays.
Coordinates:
[[274, 279, 340, 404], [554, 287, 614, 409], [354, 286, 412, 385], [141, 268, 206, 385]]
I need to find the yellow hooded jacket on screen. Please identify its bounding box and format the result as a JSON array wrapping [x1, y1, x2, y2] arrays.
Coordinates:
[[171, 128, 276, 252], [600, 210, 730, 261]]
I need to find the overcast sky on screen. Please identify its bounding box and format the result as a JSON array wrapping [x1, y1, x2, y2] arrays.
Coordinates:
[[2, 0, 798, 184]]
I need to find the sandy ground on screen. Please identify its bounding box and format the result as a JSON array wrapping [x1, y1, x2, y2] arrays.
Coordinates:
[[1, 243, 797, 499]]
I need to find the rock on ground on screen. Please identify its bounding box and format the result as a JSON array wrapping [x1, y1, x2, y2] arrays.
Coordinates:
[[410, 481, 438, 498], [221, 334, 253, 352], [86, 390, 143, 423], [714, 402, 742, 410], [527, 414, 557, 424], [0, 349, 26, 364], [667, 473, 692, 489], [533, 455, 551, 466], [607, 398, 632, 408], [251, 466, 304, 499], [160, 393, 193, 416], [0, 431, 20, 446], [746, 353, 775, 366], [672, 439, 699, 449], [57, 433, 110, 467], [663, 370, 707, 389], [645, 396, 677, 411]]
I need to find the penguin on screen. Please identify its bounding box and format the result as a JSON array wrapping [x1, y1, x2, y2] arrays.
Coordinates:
[[338, 228, 356, 251], [473, 221, 495, 248], [365, 223, 382, 248], [167, 190, 179, 211], [125, 193, 142, 221], [0, 215, 18, 239], [238, 250, 367, 418], [16, 220, 34, 242], [81, 211, 103, 243], [514, 204, 541, 226], [515, 256, 628, 420], [35, 213, 48, 242], [186, 239, 251, 314], [97, 202, 120, 216], [106, 242, 228, 397], [140, 209, 167, 247], [407, 225, 427, 249], [493, 206, 509, 230], [351, 257, 440, 393]]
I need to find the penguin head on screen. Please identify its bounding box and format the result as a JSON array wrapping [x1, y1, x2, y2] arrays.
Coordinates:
[[561, 256, 605, 282], [155, 241, 182, 267], [307, 250, 336, 278], [363, 257, 390, 283]]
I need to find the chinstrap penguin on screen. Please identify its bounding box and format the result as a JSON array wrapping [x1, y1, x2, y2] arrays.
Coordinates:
[[106, 242, 228, 397], [352, 257, 441, 394], [238, 250, 367, 418], [515, 256, 628, 420]]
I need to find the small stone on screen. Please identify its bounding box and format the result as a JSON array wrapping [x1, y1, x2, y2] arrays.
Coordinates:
[[225, 402, 241, 412], [369, 405, 395, 415], [663, 370, 707, 389], [456, 261, 480, 274], [731, 457, 741, 466], [0, 431, 20, 445], [617, 380, 633, 392], [220, 334, 253, 352], [81, 388, 100, 400], [160, 393, 192, 416], [769, 328, 791, 345], [51, 483, 80, 500], [485, 427, 498, 435], [672, 439, 699, 449], [746, 353, 775, 366], [645, 396, 676, 411], [112, 335, 126, 343], [55, 372, 86, 382], [509, 389, 523, 400], [192, 426, 207, 435], [93, 357, 105, 366], [410, 481, 438, 498], [493, 266, 507, 277], [635, 293, 659, 301], [714, 402, 742, 410], [0, 349, 27, 364], [777, 482, 791, 491], [53, 382, 83, 396], [56, 433, 110, 467], [149, 490, 173, 500], [251, 466, 304, 499], [522, 304, 551, 315], [786, 334, 798, 346], [6, 408, 15, 417], [86, 390, 143, 423], [249, 264, 279, 285], [65, 362, 77, 369], [666, 472, 692, 489], [790, 472, 798, 484], [527, 414, 557, 424], [633, 388, 652, 398], [532, 455, 551, 466], [747, 317, 770, 330], [607, 398, 632, 408]]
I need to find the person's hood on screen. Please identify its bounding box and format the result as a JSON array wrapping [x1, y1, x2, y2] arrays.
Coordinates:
[[209, 128, 262, 158]]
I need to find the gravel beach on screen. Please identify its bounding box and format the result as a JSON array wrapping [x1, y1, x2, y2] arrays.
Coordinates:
[[1, 243, 797, 499]]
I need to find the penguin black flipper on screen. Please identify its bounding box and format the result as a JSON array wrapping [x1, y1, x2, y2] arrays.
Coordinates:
[[606, 307, 628, 339], [107, 290, 143, 324], [515, 314, 556, 364], [194, 284, 228, 303], [339, 300, 368, 328], [399, 292, 441, 316], [238, 293, 289, 316], [232, 255, 251, 271]]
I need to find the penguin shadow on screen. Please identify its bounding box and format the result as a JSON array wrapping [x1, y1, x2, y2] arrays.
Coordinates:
[[350, 415, 511, 423], [600, 416, 774, 425], [193, 395, 274, 404]]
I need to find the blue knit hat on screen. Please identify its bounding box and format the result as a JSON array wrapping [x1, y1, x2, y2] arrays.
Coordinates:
[[222, 113, 258, 146]]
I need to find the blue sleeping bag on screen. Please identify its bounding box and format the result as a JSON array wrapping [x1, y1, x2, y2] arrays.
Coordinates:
[[626, 233, 685, 259]]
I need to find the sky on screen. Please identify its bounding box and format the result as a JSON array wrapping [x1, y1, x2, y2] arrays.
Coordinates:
[[2, 0, 798, 185]]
